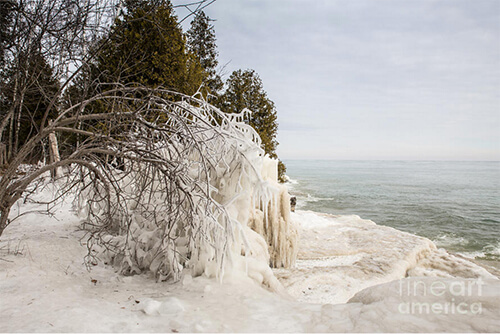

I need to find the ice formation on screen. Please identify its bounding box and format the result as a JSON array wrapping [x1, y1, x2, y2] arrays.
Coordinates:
[[2, 195, 499, 332], [76, 96, 298, 287], [275, 211, 497, 304]]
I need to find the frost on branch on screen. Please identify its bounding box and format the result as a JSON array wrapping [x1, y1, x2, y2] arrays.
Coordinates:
[[71, 88, 298, 284]]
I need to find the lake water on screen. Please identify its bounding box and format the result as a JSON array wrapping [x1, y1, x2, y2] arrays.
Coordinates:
[[284, 160, 500, 262]]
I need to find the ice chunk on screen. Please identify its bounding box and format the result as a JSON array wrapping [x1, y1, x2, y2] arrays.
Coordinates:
[[142, 299, 162, 316], [159, 297, 185, 315]]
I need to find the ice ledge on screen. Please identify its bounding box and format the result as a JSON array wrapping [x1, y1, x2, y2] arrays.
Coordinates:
[[274, 210, 497, 305]]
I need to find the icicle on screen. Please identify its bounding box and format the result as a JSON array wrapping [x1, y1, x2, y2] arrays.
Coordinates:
[[82, 93, 298, 287]]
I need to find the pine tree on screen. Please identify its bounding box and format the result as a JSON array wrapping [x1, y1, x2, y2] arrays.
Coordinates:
[[218, 69, 286, 182], [0, 0, 15, 67], [96, 0, 204, 95], [0, 0, 15, 120], [61, 0, 208, 156], [186, 10, 222, 95]]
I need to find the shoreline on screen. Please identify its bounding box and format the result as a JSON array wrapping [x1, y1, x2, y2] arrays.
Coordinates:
[[315, 210, 500, 279], [1, 195, 500, 332], [288, 191, 500, 279], [275, 209, 499, 306], [284, 160, 500, 277], [318, 210, 500, 279], [457, 255, 500, 278]]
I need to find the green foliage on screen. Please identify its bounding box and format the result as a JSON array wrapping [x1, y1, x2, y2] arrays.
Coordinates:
[[96, 0, 204, 95], [65, 2, 289, 181], [186, 10, 222, 95], [277, 160, 287, 183], [219, 69, 278, 157], [218, 69, 286, 182], [62, 0, 208, 155]]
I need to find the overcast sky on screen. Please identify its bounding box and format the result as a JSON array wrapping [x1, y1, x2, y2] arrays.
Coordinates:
[[181, 0, 499, 160]]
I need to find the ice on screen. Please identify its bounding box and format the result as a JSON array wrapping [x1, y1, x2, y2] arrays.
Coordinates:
[[159, 297, 186, 315], [68, 99, 299, 286], [274, 210, 497, 305], [1, 186, 499, 332], [181, 273, 193, 286], [142, 299, 163, 315], [408, 248, 496, 279], [344, 277, 500, 333]]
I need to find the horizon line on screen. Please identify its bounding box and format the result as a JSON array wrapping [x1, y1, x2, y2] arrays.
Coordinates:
[[281, 158, 500, 162]]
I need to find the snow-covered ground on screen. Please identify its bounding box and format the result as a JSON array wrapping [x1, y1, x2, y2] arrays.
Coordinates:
[[1, 188, 499, 332]]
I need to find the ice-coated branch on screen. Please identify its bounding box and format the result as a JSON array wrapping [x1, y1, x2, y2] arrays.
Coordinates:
[[0, 86, 298, 285]]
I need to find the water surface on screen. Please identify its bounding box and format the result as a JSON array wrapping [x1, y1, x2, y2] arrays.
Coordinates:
[[284, 160, 500, 262]]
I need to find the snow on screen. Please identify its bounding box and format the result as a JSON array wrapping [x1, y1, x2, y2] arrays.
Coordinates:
[[275, 211, 497, 305], [345, 277, 500, 333], [1, 188, 499, 332], [69, 100, 299, 284]]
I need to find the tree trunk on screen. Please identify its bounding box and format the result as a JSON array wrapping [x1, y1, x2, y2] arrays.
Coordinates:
[[0, 111, 13, 143], [7, 112, 14, 161], [3, 73, 19, 162], [0, 202, 10, 238], [48, 131, 61, 178], [0, 143, 6, 166], [13, 90, 25, 157]]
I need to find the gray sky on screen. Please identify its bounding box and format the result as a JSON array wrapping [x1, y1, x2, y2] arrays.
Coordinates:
[[183, 0, 500, 160]]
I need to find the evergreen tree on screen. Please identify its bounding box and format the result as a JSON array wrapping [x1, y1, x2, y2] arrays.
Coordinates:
[[0, 0, 15, 67], [1, 50, 60, 161], [218, 69, 286, 182], [186, 10, 222, 95], [0, 0, 15, 119], [96, 0, 204, 94], [62, 0, 208, 156]]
